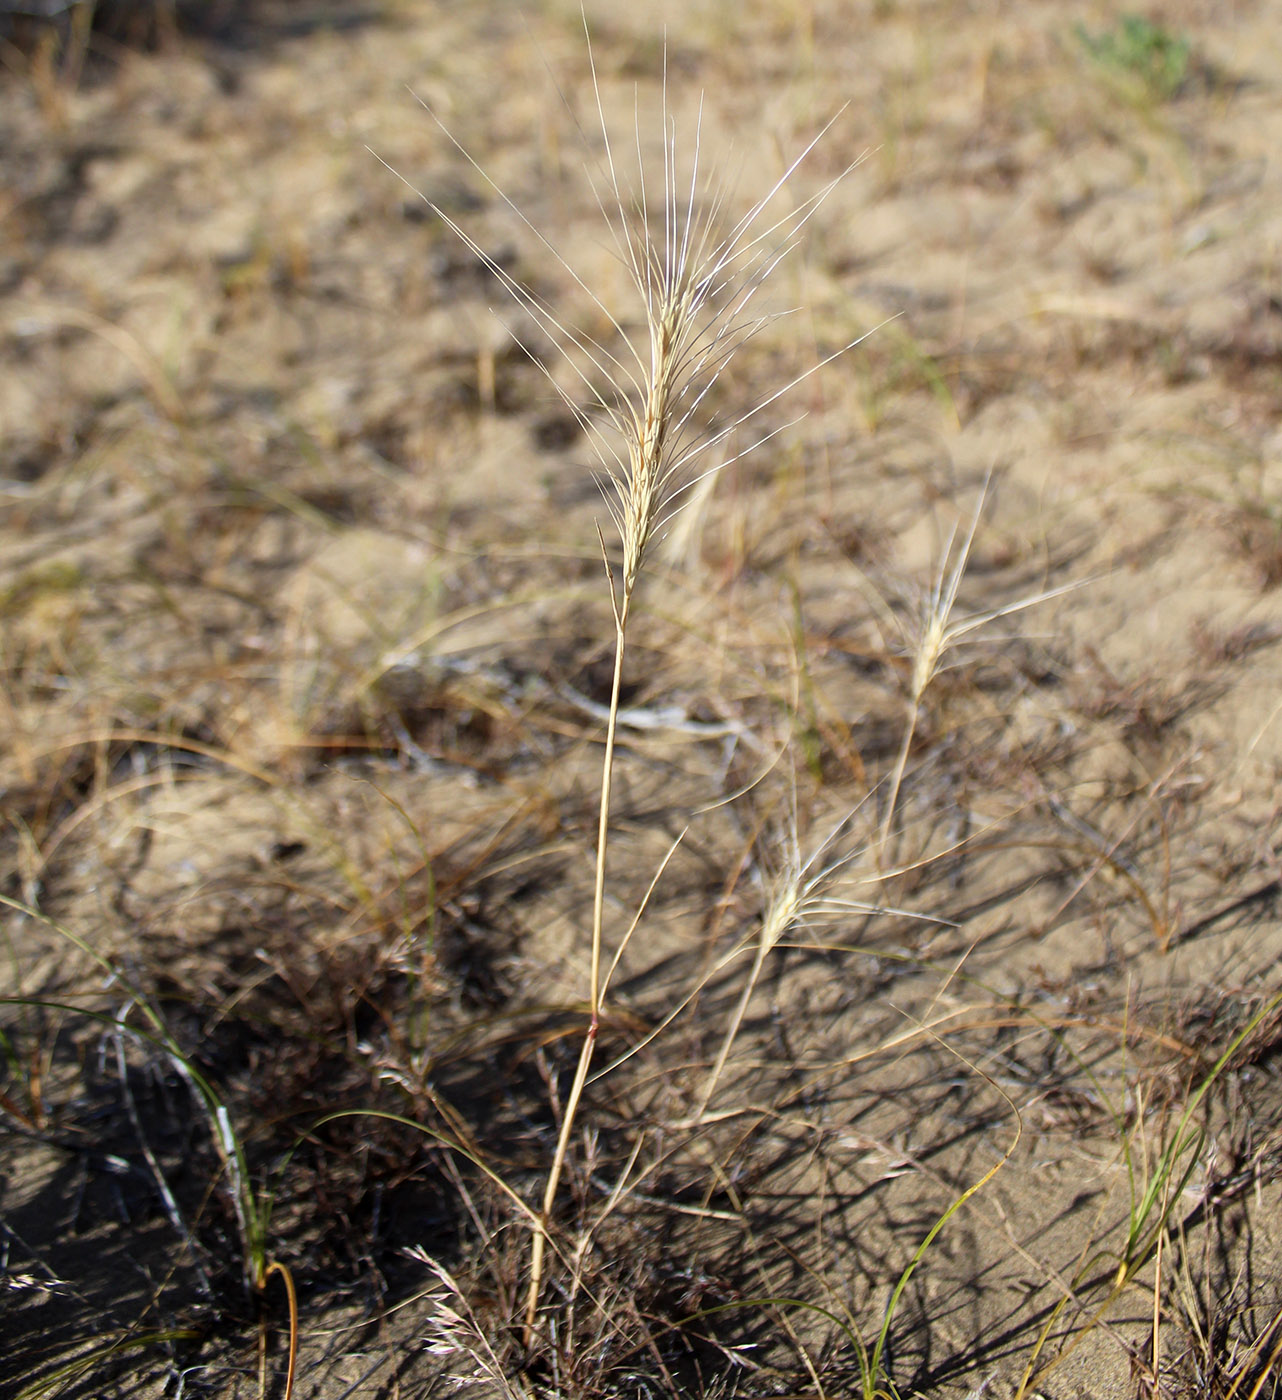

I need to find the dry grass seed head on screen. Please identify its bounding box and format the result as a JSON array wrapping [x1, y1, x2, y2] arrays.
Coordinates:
[[868, 478, 1083, 848], [379, 47, 864, 607]]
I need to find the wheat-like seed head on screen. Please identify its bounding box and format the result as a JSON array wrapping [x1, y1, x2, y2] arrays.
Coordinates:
[[907, 481, 1082, 704], [870, 479, 1084, 849], [378, 43, 865, 605], [591, 61, 850, 600]]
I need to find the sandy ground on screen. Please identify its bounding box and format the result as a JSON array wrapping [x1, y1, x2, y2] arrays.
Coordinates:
[[2, 2, 1282, 1397]]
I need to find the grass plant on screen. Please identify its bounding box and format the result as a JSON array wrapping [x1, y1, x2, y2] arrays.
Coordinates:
[[694, 804, 889, 1123], [1167, 1242, 1282, 1400], [1075, 14, 1193, 105], [865, 478, 1078, 855], [0, 892, 299, 1399], [379, 36, 883, 1348], [1012, 989, 1282, 1399]]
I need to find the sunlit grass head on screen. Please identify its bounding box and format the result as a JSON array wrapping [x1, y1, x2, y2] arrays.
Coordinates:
[[379, 43, 863, 606]]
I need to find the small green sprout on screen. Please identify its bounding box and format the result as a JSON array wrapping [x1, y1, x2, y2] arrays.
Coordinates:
[[1075, 15, 1192, 103]]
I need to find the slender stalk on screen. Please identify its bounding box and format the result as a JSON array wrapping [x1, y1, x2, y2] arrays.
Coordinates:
[[524, 596, 630, 1337], [262, 1261, 298, 1400], [693, 928, 770, 1123], [590, 604, 630, 1022], [695, 860, 800, 1122], [879, 692, 922, 856]]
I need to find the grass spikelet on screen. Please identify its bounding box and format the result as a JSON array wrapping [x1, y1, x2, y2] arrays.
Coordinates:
[[694, 804, 882, 1122], [876, 478, 1081, 853]]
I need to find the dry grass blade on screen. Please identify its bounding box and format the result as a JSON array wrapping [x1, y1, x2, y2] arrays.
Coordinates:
[[260, 1261, 298, 1400], [12, 1331, 200, 1400]]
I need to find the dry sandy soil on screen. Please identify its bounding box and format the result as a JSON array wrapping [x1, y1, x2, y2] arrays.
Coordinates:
[[2, 1, 1282, 1397]]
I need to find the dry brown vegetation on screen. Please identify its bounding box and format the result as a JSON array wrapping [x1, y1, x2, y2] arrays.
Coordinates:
[[2, 2, 1281, 1398]]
